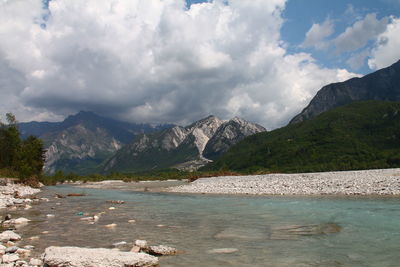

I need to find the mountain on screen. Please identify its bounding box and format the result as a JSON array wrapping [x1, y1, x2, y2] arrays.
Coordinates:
[[203, 117, 266, 160], [204, 101, 400, 173], [19, 111, 173, 174], [290, 59, 400, 124], [102, 116, 266, 173]]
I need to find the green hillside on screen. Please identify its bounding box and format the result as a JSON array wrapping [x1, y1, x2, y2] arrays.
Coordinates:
[[204, 101, 400, 173]]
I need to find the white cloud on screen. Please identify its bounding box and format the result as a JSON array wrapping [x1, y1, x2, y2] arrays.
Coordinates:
[[0, 0, 357, 129], [302, 18, 334, 50], [368, 17, 400, 69], [334, 13, 389, 53]]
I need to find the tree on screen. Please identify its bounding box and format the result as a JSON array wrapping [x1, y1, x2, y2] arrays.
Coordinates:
[[16, 136, 46, 179], [0, 113, 46, 184], [0, 113, 20, 168]]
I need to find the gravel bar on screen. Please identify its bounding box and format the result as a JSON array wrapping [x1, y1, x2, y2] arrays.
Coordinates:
[[169, 168, 400, 196]]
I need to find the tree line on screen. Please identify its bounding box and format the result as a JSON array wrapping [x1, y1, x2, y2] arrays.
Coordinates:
[[0, 113, 45, 185]]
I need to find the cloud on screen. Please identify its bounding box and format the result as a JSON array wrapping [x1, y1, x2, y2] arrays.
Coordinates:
[[368, 17, 400, 69], [302, 18, 334, 50], [346, 50, 370, 70], [0, 0, 357, 129], [334, 13, 389, 53]]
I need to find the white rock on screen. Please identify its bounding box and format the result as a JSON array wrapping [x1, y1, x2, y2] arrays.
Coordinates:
[[134, 240, 148, 249], [105, 223, 117, 228], [29, 258, 42, 266], [46, 214, 55, 218], [0, 231, 21, 242], [16, 248, 30, 256], [207, 248, 239, 254], [2, 253, 19, 263], [42, 246, 158, 267], [112, 241, 127, 247], [14, 218, 30, 224]]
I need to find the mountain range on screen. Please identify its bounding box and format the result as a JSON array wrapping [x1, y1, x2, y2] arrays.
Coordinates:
[[101, 116, 265, 173], [19, 112, 265, 174], [19, 111, 173, 174]]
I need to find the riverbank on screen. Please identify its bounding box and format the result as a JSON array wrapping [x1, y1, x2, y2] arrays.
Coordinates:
[[169, 168, 400, 196]]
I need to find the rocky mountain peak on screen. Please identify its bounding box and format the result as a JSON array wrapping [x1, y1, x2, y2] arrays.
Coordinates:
[[102, 115, 266, 173], [290, 59, 400, 124]]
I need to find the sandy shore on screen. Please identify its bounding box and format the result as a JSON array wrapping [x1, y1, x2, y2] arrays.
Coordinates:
[[169, 168, 400, 196]]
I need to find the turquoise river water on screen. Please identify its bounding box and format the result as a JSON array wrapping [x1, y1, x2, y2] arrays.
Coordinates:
[[2, 184, 400, 266]]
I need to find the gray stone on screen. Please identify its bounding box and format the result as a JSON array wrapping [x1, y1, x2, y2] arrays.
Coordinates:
[[5, 246, 18, 253], [148, 245, 178, 256], [42, 246, 158, 267]]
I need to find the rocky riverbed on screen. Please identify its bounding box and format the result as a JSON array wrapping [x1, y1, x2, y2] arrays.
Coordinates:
[[0, 179, 176, 267], [169, 168, 400, 195]]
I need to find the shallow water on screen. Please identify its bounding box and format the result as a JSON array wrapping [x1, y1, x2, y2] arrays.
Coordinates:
[[3, 184, 400, 266]]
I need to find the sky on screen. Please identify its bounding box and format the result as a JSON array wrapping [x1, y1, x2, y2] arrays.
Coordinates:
[[0, 0, 399, 129]]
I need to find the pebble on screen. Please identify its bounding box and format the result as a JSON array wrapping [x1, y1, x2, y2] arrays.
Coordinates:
[[46, 214, 55, 218], [108, 207, 116, 210], [105, 223, 117, 228], [29, 258, 42, 266], [128, 220, 136, 223]]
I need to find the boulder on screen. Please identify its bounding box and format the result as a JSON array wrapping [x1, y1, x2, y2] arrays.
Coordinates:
[[42, 246, 158, 267], [0, 231, 21, 242]]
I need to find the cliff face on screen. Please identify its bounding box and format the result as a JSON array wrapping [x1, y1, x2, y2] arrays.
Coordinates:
[[102, 116, 266, 172], [290, 60, 400, 124]]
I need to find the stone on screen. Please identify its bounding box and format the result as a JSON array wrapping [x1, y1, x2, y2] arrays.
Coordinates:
[[130, 246, 140, 253], [6, 241, 15, 247], [16, 248, 30, 256], [42, 246, 158, 267], [29, 258, 42, 266], [112, 241, 127, 247], [46, 214, 55, 218], [148, 245, 178, 256], [14, 218, 30, 224], [105, 223, 117, 228], [4, 214, 12, 221], [134, 240, 148, 249], [2, 253, 19, 263], [128, 219, 136, 223], [5, 246, 18, 253], [207, 248, 239, 254], [23, 245, 34, 250], [0, 231, 21, 242], [109, 207, 116, 210]]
